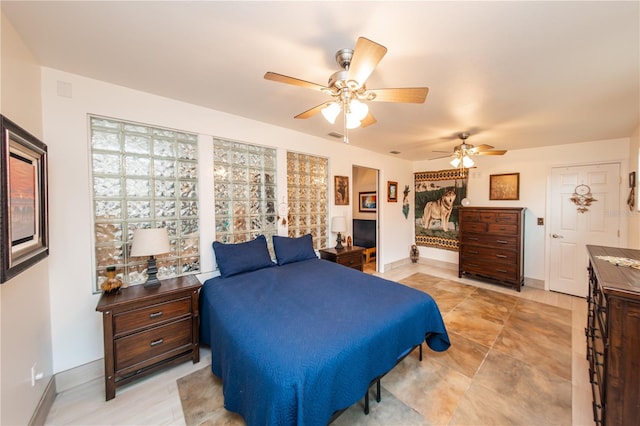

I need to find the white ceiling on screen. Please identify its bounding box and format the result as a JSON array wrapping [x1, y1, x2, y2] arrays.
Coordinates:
[[2, 1, 639, 161]]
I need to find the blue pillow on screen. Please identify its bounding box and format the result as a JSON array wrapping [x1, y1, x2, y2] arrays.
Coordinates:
[[212, 235, 275, 278], [273, 234, 318, 266]]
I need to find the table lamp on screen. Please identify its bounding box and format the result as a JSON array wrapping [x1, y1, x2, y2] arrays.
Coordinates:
[[331, 216, 347, 249], [130, 227, 170, 287]]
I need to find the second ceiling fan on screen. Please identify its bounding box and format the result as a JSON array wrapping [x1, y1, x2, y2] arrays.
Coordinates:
[[433, 132, 507, 168], [264, 37, 429, 142]]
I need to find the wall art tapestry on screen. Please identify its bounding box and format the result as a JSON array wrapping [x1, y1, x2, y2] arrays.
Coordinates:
[[414, 168, 468, 251]]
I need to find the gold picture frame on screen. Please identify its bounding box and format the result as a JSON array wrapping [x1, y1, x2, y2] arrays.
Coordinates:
[[489, 173, 520, 200], [334, 175, 349, 205], [387, 181, 398, 202]]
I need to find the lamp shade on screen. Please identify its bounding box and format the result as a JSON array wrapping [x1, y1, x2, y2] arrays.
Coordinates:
[[130, 228, 170, 257], [331, 216, 347, 233]]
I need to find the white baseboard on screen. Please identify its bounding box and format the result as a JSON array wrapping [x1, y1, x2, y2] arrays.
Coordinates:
[[54, 358, 104, 393], [29, 376, 56, 426]]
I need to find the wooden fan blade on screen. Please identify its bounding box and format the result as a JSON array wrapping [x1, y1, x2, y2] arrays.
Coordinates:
[[347, 37, 387, 87], [472, 144, 495, 151], [361, 112, 377, 128], [477, 150, 507, 156], [264, 72, 327, 92], [430, 153, 454, 160], [294, 102, 334, 119], [367, 87, 429, 103]]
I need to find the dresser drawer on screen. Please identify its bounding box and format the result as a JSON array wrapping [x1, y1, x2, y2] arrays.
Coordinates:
[[114, 297, 192, 336], [115, 317, 192, 372], [461, 245, 517, 263], [337, 252, 363, 269], [462, 222, 487, 233], [460, 259, 518, 282], [487, 223, 518, 234], [461, 232, 518, 248], [495, 212, 518, 224]]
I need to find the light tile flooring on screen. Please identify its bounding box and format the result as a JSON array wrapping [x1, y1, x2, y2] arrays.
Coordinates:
[[45, 262, 593, 425]]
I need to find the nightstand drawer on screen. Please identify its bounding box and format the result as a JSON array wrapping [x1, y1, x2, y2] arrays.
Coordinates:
[[115, 317, 192, 372], [337, 253, 363, 269], [114, 297, 192, 336]]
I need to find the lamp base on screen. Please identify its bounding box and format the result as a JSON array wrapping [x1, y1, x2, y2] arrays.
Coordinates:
[[144, 256, 162, 288], [335, 232, 344, 249]]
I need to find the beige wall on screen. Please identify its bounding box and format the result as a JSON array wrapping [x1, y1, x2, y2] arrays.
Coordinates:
[[0, 11, 54, 426]]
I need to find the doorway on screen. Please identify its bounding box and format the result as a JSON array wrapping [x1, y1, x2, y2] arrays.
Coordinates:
[[352, 165, 379, 272], [548, 162, 621, 297]]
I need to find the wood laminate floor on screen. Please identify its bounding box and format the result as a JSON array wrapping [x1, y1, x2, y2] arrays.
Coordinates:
[[45, 261, 592, 425]]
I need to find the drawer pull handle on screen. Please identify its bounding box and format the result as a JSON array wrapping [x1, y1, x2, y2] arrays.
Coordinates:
[[496, 269, 508, 273], [496, 254, 507, 258], [150, 338, 164, 347], [149, 311, 163, 319], [468, 237, 478, 241], [496, 240, 508, 244], [469, 250, 479, 254]]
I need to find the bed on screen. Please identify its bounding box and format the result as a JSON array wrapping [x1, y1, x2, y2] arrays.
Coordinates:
[[200, 234, 450, 426]]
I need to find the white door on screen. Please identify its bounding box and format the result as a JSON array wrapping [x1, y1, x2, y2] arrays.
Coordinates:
[[549, 163, 621, 297]]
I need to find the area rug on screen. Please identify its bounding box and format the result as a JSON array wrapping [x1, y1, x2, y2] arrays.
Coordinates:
[[178, 273, 572, 425]]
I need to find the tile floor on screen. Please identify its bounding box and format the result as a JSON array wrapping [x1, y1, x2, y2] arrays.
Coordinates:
[[44, 261, 593, 425]]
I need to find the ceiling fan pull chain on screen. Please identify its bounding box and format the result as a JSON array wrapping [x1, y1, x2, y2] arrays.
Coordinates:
[[343, 96, 349, 143]]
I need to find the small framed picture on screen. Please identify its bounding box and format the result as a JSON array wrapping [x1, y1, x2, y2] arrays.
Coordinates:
[[334, 175, 349, 205], [387, 181, 398, 202], [489, 173, 520, 201], [359, 192, 377, 212]]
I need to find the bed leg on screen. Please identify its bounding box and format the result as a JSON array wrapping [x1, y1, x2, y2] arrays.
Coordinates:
[[376, 379, 381, 403], [419, 343, 423, 361], [364, 389, 370, 414]]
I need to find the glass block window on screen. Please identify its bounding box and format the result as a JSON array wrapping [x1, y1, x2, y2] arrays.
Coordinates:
[[90, 116, 200, 291], [213, 139, 277, 252], [286, 152, 329, 250]]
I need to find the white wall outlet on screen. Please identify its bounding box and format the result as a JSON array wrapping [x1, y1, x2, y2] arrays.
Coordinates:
[[31, 363, 37, 387], [30, 363, 43, 387]]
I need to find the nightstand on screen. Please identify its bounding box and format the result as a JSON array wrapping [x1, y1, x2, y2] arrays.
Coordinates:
[[95, 274, 202, 400], [319, 246, 365, 271]]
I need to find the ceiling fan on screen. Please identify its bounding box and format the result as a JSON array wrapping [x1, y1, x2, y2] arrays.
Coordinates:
[[433, 132, 507, 169], [264, 37, 429, 142]]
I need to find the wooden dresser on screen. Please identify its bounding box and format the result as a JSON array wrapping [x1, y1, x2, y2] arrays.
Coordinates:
[[319, 246, 365, 271], [458, 207, 525, 291], [96, 275, 202, 400], [586, 245, 640, 425]]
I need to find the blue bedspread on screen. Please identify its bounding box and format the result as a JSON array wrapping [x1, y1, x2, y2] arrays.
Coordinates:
[[200, 258, 450, 426]]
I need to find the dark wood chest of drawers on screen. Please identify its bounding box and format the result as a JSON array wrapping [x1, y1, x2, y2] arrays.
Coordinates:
[[586, 245, 640, 425], [458, 207, 525, 291], [319, 246, 365, 271], [96, 275, 202, 400]]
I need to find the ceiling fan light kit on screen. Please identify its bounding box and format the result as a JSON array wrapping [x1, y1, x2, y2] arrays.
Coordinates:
[[264, 36, 429, 143]]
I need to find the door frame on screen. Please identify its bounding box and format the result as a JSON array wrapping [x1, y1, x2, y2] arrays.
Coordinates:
[[544, 159, 628, 292]]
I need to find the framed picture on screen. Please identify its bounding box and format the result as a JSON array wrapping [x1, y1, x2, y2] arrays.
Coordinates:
[[0, 115, 49, 283], [334, 175, 349, 205], [359, 191, 377, 212], [489, 173, 520, 201], [387, 181, 398, 202]]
